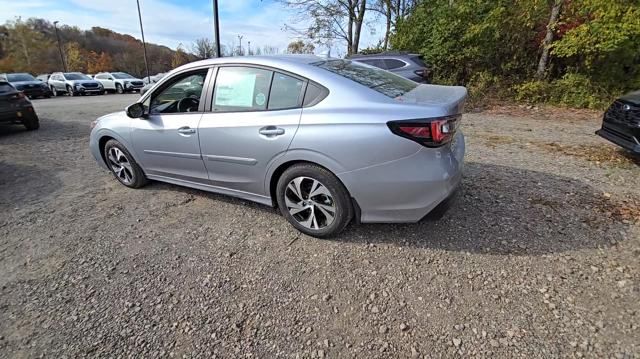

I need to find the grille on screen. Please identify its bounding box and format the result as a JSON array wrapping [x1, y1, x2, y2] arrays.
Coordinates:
[[606, 100, 640, 125], [83, 83, 99, 88], [131, 81, 143, 86]]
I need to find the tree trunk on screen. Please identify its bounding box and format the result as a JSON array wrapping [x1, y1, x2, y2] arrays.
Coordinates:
[[347, 16, 354, 55], [352, 0, 367, 54], [383, 1, 391, 50], [535, 0, 563, 79]]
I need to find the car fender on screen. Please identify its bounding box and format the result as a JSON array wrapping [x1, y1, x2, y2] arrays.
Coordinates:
[[91, 126, 140, 167], [263, 148, 348, 195]]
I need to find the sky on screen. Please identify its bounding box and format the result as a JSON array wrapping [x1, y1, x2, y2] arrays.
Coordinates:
[[0, 0, 385, 56]]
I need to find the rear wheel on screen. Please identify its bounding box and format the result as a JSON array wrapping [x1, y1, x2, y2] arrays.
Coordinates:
[[103, 139, 148, 188], [276, 164, 353, 238], [22, 112, 39, 130]]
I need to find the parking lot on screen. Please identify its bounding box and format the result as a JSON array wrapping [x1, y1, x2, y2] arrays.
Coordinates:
[[0, 95, 638, 357]]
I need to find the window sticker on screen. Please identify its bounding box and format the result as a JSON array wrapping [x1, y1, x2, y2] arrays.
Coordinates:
[[255, 92, 266, 106], [215, 72, 256, 107]]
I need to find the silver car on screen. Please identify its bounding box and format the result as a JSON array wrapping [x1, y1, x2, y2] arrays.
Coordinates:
[[89, 55, 466, 237], [48, 72, 104, 96]]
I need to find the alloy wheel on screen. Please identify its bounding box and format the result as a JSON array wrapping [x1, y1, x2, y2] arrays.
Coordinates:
[[284, 176, 336, 230], [107, 147, 135, 184]]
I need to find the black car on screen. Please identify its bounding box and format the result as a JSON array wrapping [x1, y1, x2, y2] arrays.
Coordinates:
[[0, 73, 51, 98], [0, 81, 40, 130], [596, 91, 640, 155]]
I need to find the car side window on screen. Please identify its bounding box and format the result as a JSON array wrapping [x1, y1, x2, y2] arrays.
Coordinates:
[[150, 70, 207, 114], [213, 67, 273, 112], [359, 59, 386, 69], [384, 59, 406, 70], [268, 72, 305, 110]]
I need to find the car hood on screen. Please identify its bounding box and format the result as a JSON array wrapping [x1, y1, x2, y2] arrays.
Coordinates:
[[12, 80, 45, 87], [619, 90, 640, 105]]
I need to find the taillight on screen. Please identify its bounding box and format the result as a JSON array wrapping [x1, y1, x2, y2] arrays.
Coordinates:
[[388, 115, 460, 147], [414, 70, 425, 77]]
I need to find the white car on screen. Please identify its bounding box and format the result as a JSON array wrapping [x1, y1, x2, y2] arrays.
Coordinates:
[[94, 72, 144, 94]]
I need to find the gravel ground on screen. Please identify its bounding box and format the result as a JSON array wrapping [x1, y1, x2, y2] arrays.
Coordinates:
[[0, 95, 638, 358]]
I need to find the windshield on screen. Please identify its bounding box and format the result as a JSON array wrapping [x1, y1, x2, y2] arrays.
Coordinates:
[[312, 59, 418, 98], [64, 73, 91, 80], [7, 73, 36, 82], [113, 72, 135, 79]]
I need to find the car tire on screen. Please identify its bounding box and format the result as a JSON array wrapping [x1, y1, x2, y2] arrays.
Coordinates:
[[66, 85, 75, 96], [276, 163, 353, 238], [103, 139, 148, 188], [22, 112, 39, 130], [116, 84, 124, 94], [50, 86, 57, 97]]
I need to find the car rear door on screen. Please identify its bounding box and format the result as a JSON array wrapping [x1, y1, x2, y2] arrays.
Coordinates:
[[197, 66, 306, 196], [130, 68, 211, 181]]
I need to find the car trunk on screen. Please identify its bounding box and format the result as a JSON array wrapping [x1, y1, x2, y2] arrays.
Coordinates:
[[397, 84, 467, 116]]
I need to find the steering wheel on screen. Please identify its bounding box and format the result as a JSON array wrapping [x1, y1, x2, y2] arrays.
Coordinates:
[[177, 97, 200, 112]]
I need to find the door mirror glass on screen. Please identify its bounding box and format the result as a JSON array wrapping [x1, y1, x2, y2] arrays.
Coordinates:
[[126, 102, 146, 118]]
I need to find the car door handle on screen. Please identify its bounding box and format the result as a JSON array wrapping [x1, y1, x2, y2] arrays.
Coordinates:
[[259, 126, 285, 136], [177, 127, 196, 135]]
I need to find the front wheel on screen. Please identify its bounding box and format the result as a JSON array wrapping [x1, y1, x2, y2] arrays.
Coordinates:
[[66, 85, 75, 96], [116, 84, 124, 94], [103, 139, 148, 188], [50, 86, 57, 97], [276, 164, 353, 238]]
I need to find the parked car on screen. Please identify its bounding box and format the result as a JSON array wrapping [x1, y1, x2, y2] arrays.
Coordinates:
[[141, 73, 167, 96], [143, 72, 166, 85], [0, 72, 51, 98], [596, 90, 640, 155], [0, 80, 40, 130], [94, 72, 145, 94], [348, 52, 431, 83], [48, 72, 104, 96], [89, 55, 466, 237]]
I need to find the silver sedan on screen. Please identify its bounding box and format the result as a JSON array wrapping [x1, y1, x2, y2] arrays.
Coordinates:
[[89, 55, 466, 237]]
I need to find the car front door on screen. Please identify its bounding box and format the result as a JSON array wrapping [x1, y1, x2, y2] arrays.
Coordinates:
[[197, 66, 305, 196], [130, 68, 211, 181], [50, 74, 64, 91], [103, 75, 116, 90]]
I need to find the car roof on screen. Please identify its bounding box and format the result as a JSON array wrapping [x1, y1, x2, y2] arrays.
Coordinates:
[[349, 52, 420, 59]]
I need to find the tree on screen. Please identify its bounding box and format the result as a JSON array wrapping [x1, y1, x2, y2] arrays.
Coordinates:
[[535, 0, 564, 79], [87, 51, 113, 73], [262, 45, 279, 55], [171, 44, 190, 68], [0, 18, 52, 73], [281, 0, 368, 55], [367, 0, 416, 50], [65, 42, 86, 72], [191, 37, 216, 59], [286, 40, 315, 54]]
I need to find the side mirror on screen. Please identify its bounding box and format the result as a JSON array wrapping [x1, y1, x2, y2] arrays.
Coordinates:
[[126, 103, 146, 118]]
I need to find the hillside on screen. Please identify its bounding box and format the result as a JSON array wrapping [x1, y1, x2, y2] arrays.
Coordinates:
[[0, 18, 193, 77]]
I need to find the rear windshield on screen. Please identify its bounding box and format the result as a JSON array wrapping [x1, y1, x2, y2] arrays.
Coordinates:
[[64, 73, 91, 80], [7, 73, 36, 82], [312, 59, 418, 98], [410, 55, 428, 67], [0, 82, 14, 93]]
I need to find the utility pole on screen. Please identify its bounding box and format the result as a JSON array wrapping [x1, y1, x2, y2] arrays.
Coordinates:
[[136, 0, 151, 79], [213, 0, 221, 57], [53, 21, 67, 72], [237, 35, 243, 56], [247, 41, 251, 56]]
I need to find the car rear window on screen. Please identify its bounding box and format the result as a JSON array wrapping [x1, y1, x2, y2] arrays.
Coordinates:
[[410, 55, 427, 67], [312, 59, 418, 98]]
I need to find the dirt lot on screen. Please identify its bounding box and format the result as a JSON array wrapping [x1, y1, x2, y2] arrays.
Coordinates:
[[1, 95, 638, 358]]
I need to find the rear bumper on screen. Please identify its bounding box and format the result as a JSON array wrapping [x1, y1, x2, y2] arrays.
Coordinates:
[[596, 126, 640, 154], [339, 132, 465, 223], [0, 106, 34, 123]]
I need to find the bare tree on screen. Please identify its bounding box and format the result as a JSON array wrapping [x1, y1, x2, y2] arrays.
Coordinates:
[[367, 0, 416, 50], [535, 0, 564, 79], [191, 37, 216, 59], [281, 0, 368, 55], [262, 45, 280, 55]]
